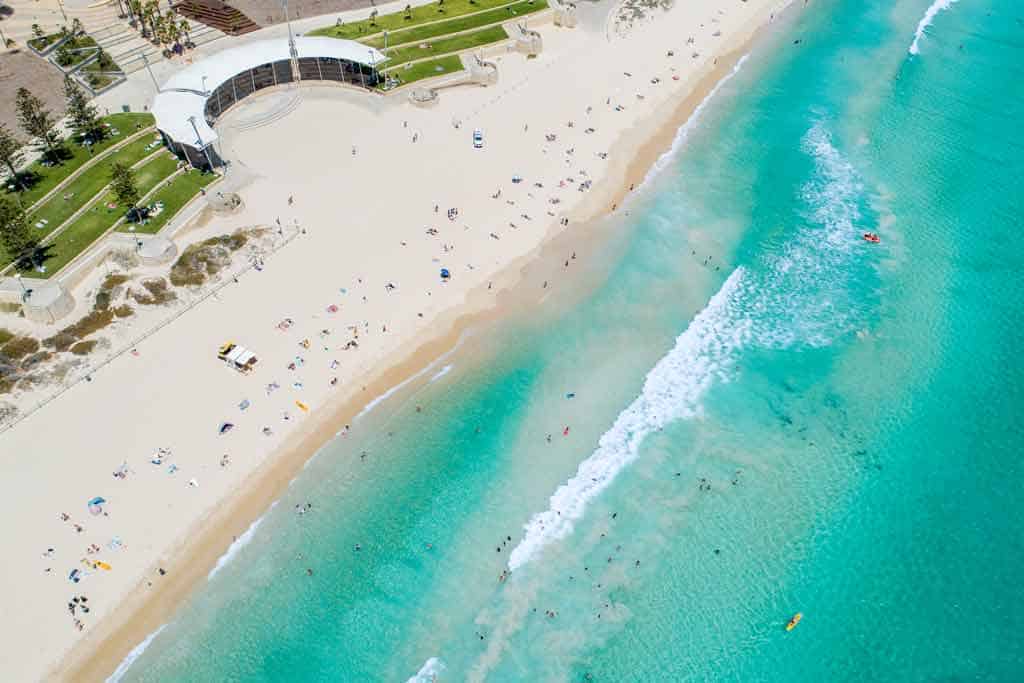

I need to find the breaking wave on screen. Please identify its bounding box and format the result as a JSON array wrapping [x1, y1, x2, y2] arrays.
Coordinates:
[[106, 625, 167, 683], [509, 122, 874, 571], [406, 656, 446, 682], [909, 0, 959, 55]]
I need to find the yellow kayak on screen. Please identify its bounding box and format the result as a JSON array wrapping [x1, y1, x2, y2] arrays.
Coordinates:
[[95, 561, 112, 571], [786, 612, 803, 631], [295, 400, 309, 412]]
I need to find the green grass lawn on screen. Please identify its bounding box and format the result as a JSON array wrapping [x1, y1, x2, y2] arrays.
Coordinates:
[[28, 133, 163, 235], [31, 190, 125, 277], [121, 169, 219, 235], [3, 112, 155, 207], [383, 25, 508, 68], [385, 55, 465, 85], [24, 153, 181, 277], [366, 0, 544, 48], [132, 153, 180, 197], [308, 0, 515, 40]]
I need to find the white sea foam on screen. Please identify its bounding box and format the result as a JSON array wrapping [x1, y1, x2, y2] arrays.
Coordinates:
[[909, 0, 959, 55], [406, 656, 446, 682], [106, 624, 167, 683], [508, 268, 751, 570], [508, 121, 871, 572], [430, 364, 453, 383], [207, 501, 277, 581], [641, 55, 750, 189]]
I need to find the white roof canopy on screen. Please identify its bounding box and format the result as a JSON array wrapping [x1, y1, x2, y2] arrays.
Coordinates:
[[152, 37, 386, 147]]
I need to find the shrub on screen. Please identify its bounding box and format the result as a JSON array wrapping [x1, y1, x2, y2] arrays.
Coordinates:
[[1, 336, 40, 360], [66, 308, 115, 338], [113, 304, 134, 318], [21, 350, 51, 369], [69, 340, 98, 355], [131, 277, 176, 305], [0, 329, 13, 345], [43, 331, 77, 351], [101, 274, 130, 290]]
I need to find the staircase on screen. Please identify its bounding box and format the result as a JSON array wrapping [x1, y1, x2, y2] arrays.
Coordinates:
[[173, 0, 259, 36], [89, 14, 227, 74]]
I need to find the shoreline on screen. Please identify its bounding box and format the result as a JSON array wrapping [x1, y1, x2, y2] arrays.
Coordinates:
[[49, 5, 795, 681]]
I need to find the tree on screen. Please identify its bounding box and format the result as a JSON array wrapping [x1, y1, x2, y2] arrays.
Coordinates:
[[31, 24, 44, 40], [369, 9, 378, 25], [64, 76, 105, 143], [0, 197, 37, 267], [404, 4, 412, 19], [109, 161, 140, 218], [143, 1, 160, 39], [71, 18, 84, 35], [129, 0, 142, 27], [15, 88, 64, 163], [0, 124, 26, 191], [179, 19, 191, 46], [55, 43, 73, 66]]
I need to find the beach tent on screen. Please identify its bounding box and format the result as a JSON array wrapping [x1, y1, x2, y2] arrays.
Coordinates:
[[440, 268, 451, 281], [219, 422, 235, 435], [217, 342, 258, 373]]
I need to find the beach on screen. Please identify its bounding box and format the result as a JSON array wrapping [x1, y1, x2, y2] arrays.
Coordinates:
[[0, 0, 795, 679]]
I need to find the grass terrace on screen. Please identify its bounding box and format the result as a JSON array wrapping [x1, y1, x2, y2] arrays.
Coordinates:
[[309, 0, 516, 40], [119, 168, 219, 235], [387, 55, 465, 85], [22, 152, 183, 277], [28, 133, 163, 235], [365, 0, 545, 49], [3, 112, 155, 207], [383, 25, 508, 69]]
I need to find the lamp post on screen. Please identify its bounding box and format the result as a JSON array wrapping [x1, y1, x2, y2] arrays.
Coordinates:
[[283, 0, 299, 82], [142, 53, 160, 92], [14, 273, 28, 302], [188, 115, 215, 170]]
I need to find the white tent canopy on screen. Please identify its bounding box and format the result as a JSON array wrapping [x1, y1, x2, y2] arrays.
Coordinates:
[[152, 37, 386, 148]]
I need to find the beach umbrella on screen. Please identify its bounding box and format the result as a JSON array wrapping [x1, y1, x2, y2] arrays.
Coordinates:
[[219, 422, 234, 435], [87, 496, 106, 515], [440, 268, 451, 280]]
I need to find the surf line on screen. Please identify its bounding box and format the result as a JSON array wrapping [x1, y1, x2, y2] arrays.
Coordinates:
[[508, 268, 750, 571], [406, 656, 446, 682], [105, 625, 167, 683], [909, 0, 960, 55], [640, 54, 751, 191]]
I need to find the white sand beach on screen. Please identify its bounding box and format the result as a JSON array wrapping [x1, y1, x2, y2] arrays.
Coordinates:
[[0, 0, 797, 679]]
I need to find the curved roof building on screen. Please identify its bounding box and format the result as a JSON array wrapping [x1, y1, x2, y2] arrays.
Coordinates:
[[152, 37, 386, 165]]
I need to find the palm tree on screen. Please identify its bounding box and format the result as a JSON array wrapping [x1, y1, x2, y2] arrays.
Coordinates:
[[178, 18, 191, 47], [128, 0, 142, 28]]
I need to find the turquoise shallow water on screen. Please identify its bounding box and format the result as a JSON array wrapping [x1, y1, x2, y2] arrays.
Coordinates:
[[119, 0, 1024, 680]]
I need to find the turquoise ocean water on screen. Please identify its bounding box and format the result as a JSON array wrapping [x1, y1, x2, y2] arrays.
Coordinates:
[[117, 0, 1024, 680]]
